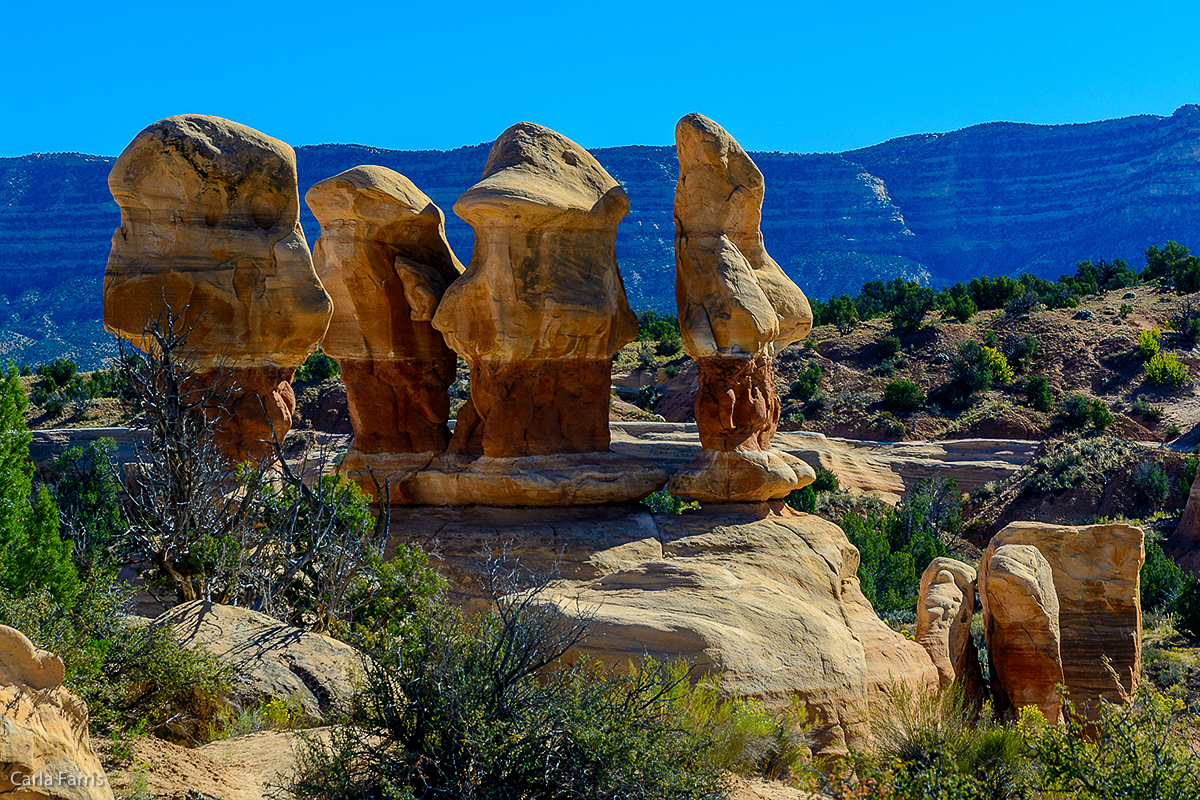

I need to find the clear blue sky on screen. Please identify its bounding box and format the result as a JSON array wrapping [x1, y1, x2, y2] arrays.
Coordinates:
[[4, 0, 1197, 158]]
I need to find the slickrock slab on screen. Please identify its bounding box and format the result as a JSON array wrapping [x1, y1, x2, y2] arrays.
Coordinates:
[[414, 502, 938, 753], [916, 557, 984, 704], [986, 522, 1144, 711], [306, 166, 463, 497], [103, 115, 332, 462], [669, 114, 813, 502], [420, 122, 663, 504], [0, 626, 114, 799], [979, 544, 1064, 723]]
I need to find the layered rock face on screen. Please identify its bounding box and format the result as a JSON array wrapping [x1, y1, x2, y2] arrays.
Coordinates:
[[306, 166, 463, 494], [385, 502, 938, 752], [916, 557, 984, 704], [669, 113, 814, 502], [979, 544, 1064, 724], [987, 522, 1144, 711], [103, 115, 332, 462], [0, 625, 113, 799], [394, 122, 667, 505]]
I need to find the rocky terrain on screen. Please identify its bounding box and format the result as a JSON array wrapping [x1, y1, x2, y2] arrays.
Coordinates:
[[3, 106, 1199, 368]]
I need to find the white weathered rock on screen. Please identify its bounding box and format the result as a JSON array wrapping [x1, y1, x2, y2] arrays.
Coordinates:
[[916, 557, 984, 704]]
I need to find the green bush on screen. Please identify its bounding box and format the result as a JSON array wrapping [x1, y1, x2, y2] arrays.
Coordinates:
[[1090, 399, 1115, 431], [37, 357, 77, 388], [785, 467, 840, 513], [50, 439, 127, 571], [1139, 327, 1162, 359], [878, 335, 901, 358], [883, 380, 925, 411], [1026, 375, 1053, 412], [296, 348, 341, 382], [1130, 395, 1165, 422], [789, 364, 823, 401], [1060, 394, 1113, 430], [952, 341, 1013, 394], [939, 284, 977, 323], [1168, 301, 1200, 344], [1008, 333, 1040, 373], [285, 582, 728, 800], [1174, 573, 1200, 643], [640, 488, 699, 515], [890, 286, 936, 334], [1144, 350, 1189, 388], [1132, 460, 1170, 508], [1004, 289, 1040, 317], [1141, 540, 1183, 613], [1034, 687, 1200, 799]]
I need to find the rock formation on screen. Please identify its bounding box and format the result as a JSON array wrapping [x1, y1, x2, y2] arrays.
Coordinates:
[[916, 557, 984, 703], [380, 121, 667, 505], [103, 114, 332, 462], [979, 544, 1064, 723], [306, 166, 464, 495], [0, 625, 114, 799], [157, 602, 360, 720], [386, 502, 938, 752], [669, 113, 815, 502], [987, 522, 1144, 711], [1167, 469, 1200, 571]]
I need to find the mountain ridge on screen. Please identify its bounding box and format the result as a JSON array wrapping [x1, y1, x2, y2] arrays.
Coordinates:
[[2, 108, 1198, 368]]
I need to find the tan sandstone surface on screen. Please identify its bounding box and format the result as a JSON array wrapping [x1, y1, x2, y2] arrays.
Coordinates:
[[916, 557, 984, 704], [156, 602, 361, 721], [670, 113, 814, 502], [979, 543, 1064, 723], [306, 165, 464, 497], [0, 626, 113, 800], [103, 114, 332, 462], [986, 521, 1145, 711], [1167, 467, 1200, 571], [388, 501, 937, 752]]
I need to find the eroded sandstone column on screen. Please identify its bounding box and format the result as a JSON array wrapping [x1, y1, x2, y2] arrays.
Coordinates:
[[306, 166, 463, 496], [103, 115, 332, 463], [416, 122, 667, 505], [916, 557, 985, 705], [668, 113, 815, 502], [980, 544, 1064, 724]]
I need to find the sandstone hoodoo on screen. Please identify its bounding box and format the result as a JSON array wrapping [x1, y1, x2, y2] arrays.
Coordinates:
[[985, 522, 1145, 712], [979, 543, 1064, 724], [103, 114, 333, 463], [389, 121, 667, 505], [0, 626, 114, 800], [306, 166, 464, 496], [916, 557, 984, 705], [668, 113, 815, 502]]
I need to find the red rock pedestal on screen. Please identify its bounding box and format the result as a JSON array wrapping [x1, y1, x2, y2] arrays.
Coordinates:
[[669, 355, 813, 502], [197, 366, 297, 464]]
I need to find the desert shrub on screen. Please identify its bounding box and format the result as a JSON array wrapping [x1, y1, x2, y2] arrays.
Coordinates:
[[831, 690, 1043, 800], [37, 357, 78, 388], [1007, 333, 1041, 373], [1059, 394, 1112, 430], [1034, 687, 1200, 799], [1119, 302, 1133, 318], [1141, 539, 1184, 613], [640, 489, 699, 515], [1004, 289, 1040, 318], [1026, 436, 1139, 494], [890, 286, 936, 334], [952, 341, 1013, 394], [1089, 399, 1115, 430], [1132, 460, 1170, 508], [296, 348, 341, 382], [882, 380, 925, 411], [1138, 327, 1162, 359], [939, 283, 977, 323], [1174, 574, 1200, 643], [1168, 301, 1200, 344], [1144, 240, 1200, 292], [635, 384, 664, 411], [50, 438, 127, 572], [1026, 375, 1053, 412], [878, 335, 901, 358], [812, 466, 839, 494], [1144, 350, 1189, 388], [789, 364, 823, 401], [1130, 395, 1165, 422], [785, 466, 840, 513], [0, 571, 229, 737], [285, 579, 727, 800], [813, 294, 859, 334]]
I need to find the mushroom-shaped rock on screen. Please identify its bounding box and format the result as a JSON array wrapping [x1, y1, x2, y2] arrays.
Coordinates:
[[306, 166, 463, 497], [668, 113, 814, 503], [916, 557, 984, 704], [987, 522, 1144, 712], [410, 122, 665, 505], [979, 544, 1063, 723], [0, 626, 114, 799], [103, 115, 332, 463]]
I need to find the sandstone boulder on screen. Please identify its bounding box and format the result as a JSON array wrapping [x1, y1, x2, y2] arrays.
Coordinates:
[[916, 557, 984, 704], [104, 114, 333, 462], [1167, 468, 1200, 571], [399, 122, 666, 505], [435, 502, 938, 752], [156, 602, 361, 720], [669, 114, 813, 502], [979, 544, 1063, 723], [987, 522, 1144, 711], [306, 166, 464, 497], [0, 626, 113, 800]]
